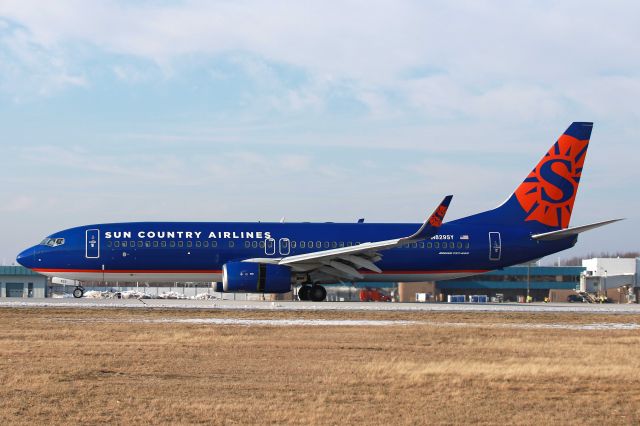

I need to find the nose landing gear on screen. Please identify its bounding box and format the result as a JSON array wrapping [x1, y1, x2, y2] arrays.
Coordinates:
[[298, 284, 326, 302], [72, 286, 85, 298]]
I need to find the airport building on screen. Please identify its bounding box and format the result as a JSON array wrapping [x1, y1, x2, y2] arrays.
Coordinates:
[[580, 258, 640, 303], [0, 266, 47, 298], [397, 265, 585, 303]]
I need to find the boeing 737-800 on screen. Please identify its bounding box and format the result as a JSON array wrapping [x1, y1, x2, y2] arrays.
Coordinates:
[[16, 122, 621, 301]]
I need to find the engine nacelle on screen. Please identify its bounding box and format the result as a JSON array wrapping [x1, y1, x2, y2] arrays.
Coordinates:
[[222, 261, 292, 293]]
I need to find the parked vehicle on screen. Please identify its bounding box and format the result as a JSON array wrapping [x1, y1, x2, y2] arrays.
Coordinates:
[[359, 288, 391, 302], [567, 294, 586, 303]]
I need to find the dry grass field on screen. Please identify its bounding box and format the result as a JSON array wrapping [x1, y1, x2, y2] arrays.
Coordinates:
[[1, 307, 640, 425]]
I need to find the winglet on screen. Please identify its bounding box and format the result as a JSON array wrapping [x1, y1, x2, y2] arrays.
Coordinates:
[[406, 195, 453, 240]]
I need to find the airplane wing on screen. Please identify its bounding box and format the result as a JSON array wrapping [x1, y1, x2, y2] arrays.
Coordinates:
[[244, 195, 453, 281]]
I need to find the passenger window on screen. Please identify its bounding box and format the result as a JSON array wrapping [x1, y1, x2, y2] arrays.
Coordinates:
[[153, 241, 159, 248], [178, 241, 183, 248], [457, 242, 462, 248], [323, 242, 329, 248], [161, 241, 167, 248], [196, 241, 201, 248], [170, 241, 176, 248], [339, 242, 344, 248], [450, 242, 455, 249], [122, 241, 127, 247], [419, 242, 424, 248], [130, 241, 134, 247], [145, 241, 151, 248], [308, 241, 313, 247], [347, 242, 353, 247], [107, 241, 112, 247], [331, 242, 337, 248], [211, 241, 217, 248], [434, 242, 439, 248], [251, 241, 258, 248], [229, 241, 235, 248], [187, 241, 192, 247], [203, 241, 209, 247], [300, 241, 306, 248], [411, 243, 418, 248], [316, 241, 321, 248], [245, 241, 250, 248], [465, 242, 470, 249], [291, 241, 297, 248], [427, 242, 432, 248], [138, 241, 143, 248], [114, 241, 120, 247], [259, 241, 265, 248]]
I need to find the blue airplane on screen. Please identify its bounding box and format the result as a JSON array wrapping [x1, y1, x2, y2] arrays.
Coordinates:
[[16, 122, 621, 301]]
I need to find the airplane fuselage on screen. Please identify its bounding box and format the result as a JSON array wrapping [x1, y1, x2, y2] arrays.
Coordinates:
[[18, 219, 575, 283]]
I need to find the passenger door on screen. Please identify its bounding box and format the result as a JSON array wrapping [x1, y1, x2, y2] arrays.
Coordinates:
[[86, 229, 100, 259], [489, 232, 501, 261]]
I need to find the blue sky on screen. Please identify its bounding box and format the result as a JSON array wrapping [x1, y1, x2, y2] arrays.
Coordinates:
[[0, 1, 638, 264]]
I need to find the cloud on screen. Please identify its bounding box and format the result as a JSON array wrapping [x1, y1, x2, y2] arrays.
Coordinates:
[[0, 195, 36, 212], [0, 19, 86, 98], [1, 1, 638, 120], [0, 1, 639, 261]]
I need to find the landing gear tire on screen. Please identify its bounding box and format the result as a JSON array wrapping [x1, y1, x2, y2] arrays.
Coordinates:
[[73, 287, 84, 298], [309, 285, 327, 302], [298, 285, 311, 301]]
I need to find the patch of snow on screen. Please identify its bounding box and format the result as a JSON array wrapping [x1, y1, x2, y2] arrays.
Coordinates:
[[50, 292, 73, 298], [140, 318, 416, 327], [157, 291, 189, 300], [56, 317, 640, 330], [4, 299, 640, 316]]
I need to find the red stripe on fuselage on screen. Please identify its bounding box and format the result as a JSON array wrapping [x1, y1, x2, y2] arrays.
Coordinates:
[[32, 268, 488, 275], [33, 268, 223, 274]]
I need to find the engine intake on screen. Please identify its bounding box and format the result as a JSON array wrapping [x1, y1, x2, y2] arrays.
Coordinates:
[[222, 261, 292, 293]]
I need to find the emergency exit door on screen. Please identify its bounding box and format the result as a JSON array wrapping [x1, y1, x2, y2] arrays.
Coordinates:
[[489, 232, 501, 261]]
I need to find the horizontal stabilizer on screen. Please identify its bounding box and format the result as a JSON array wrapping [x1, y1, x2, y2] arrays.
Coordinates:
[[531, 218, 624, 241]]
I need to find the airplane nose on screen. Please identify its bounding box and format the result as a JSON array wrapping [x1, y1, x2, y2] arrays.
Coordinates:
[[16, 247, 35, 268]]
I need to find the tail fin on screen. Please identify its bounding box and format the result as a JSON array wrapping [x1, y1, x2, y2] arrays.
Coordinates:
[[512, 122, 592, 229], [472, 122, 593, 231]]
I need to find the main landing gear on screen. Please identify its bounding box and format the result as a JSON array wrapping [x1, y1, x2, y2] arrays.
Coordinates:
[[298, 284, 327, 302], [72, 286, 85, 298]]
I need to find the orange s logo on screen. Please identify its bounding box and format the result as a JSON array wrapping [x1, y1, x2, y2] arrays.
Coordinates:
[[514, 135, 588, 228]]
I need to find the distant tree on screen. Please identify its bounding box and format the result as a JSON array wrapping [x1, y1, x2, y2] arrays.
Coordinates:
[[560, 251, 640, 266]]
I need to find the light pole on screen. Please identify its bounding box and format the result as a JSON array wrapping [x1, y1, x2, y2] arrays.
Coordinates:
[[526, 263, 531, 303]]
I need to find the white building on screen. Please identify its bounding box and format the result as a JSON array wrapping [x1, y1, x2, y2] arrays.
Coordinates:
[[580, 258, 640, 299]]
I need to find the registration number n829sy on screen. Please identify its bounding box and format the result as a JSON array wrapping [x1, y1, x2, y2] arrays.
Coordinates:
[[431, 234, 454, 240]]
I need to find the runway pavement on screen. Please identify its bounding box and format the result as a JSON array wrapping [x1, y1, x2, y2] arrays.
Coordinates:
[[2, 297, 640, 313]]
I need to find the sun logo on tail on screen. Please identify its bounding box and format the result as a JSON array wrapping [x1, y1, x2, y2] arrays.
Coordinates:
[[514, 135, 589, 228]]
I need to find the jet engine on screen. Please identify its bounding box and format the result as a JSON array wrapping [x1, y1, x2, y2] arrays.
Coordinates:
[[222, 261, 292, 293]]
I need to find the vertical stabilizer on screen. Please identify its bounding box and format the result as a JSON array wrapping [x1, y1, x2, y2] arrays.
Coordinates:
[[512, 122, 592, 229], [467, 122, 593, 232]]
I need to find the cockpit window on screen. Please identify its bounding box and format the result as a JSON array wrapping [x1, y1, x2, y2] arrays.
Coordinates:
[[39, 237, 65, 247]]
